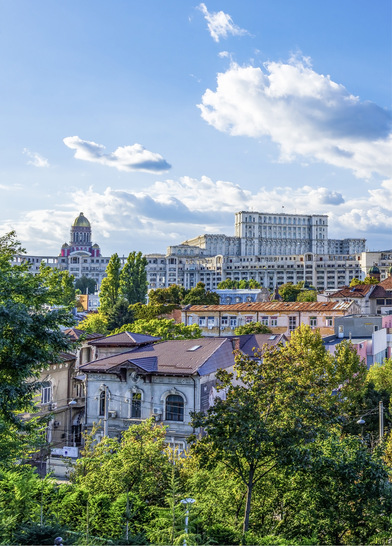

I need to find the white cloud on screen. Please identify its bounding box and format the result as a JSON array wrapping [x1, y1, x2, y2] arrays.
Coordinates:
[[63, 136, 171, 173], [198, 3, 250, 42], [5, 175, 392, 255], [23, 148, 50, 168], [198, 57, 392, 180]]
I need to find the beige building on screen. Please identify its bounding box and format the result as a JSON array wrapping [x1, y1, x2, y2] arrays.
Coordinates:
[[182, 300, 361, 338]]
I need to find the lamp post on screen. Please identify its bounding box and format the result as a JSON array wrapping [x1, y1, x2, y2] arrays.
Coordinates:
[[357, 401, 384, 442], [180, 498, 196, 546], [68, 399, 77, 446]]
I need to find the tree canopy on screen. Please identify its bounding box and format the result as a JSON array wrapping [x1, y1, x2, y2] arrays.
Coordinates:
[[75, 275, 97, 295], [99, 253, 121, 314], [112, 318, 202, 340], [234, 322, 272, 335], [182, 282, 219, 306], [191, 325, 367, 538], [120, 251, 148, 305], [0, 232, 74, 431]]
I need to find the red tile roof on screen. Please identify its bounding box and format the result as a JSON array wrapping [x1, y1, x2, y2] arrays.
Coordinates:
[[328, 285, 374, 299], [187, 301, 355, 312]]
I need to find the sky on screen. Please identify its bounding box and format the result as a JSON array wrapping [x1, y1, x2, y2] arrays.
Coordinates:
[[1, 0, 391, 256]]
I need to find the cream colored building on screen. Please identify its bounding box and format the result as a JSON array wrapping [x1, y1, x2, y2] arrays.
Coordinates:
[[182, 300, 361, 338]]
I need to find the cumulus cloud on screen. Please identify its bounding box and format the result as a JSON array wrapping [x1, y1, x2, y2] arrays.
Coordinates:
[[63, 136, 171, 173], [198, 3, 250, 42], [23, 148, 50, 168], [7, 174, 392, 255], [198, 57, 392, 179]]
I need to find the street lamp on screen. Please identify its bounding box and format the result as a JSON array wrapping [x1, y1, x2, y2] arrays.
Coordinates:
[[180, 498, 196, 546], [356, 401, 384, 441], [68, 399, 77, 446]]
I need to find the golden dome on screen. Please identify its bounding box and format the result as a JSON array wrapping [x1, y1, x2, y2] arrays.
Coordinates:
[[72, 212, 91, 228]]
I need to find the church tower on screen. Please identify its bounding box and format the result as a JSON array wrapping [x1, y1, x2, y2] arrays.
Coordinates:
[[60, 213, 101, 257]]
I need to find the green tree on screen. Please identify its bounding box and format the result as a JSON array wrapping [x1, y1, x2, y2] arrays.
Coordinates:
[[130, 302, 178, 321], [296, 290, 316, 302], [234, 322, 272, 335], [113, 318, 202, 340], [190, 325, 367, 539], [106, 299, 135, 331], [99, 253, 121, 314], [74, 275, 97, 295], [276, 433, 392, 545], [182, 282, 219, 306], [367, 358, 392, 393], [38, 263, 76, 308], [149, 285, 187, 305], [77, 312, 109, 335], [278, 282, 301, 302], [0, 231, 73, 429], [120, 251, 148, 305], [217, 279, 239, 289]]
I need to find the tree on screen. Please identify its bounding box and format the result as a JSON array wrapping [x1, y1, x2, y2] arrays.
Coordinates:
[[106, 299, 135, 331], [367, 358, 392, 394], [296, 290, 316, 302], [99, 253, 121, 314], [38, 263, 76, 308], [234, 322, 272, 335], [120, 251, 148, 305], [130, 302, 178, 321], [75, 275, 97, 295], [113, 318, 202, 340], [182, 283, 219, 306], [148, 285, 187, 305], [77, 312, 109, 335], [278, 283, 300, 302], [190, 325, 367, 539], [217, 279, 239, 289], [0, 231, 74, 429]]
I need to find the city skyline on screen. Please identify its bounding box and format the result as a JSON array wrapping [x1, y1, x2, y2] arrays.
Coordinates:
[[1, 1, 391, 256]]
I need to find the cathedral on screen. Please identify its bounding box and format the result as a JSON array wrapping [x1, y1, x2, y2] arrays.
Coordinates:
[[60, 213, 101, 258]]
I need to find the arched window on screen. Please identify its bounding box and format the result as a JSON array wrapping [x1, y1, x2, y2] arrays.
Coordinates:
[[99, 391, 106, 416], [41, 381, 52, 405], [131, 392, 141, 418], [165, 395, 184, 422]]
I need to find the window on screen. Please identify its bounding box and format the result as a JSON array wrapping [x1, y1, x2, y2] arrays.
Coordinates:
[[261, 316, 269, 326], [326, 316, 333, 327], [131, 392, 141, 418], [310, 316, 317, 327], [270, 316, 278, 327], [230, 316, 237, 328], [207, 317, 215, 329], [289, 316, 297, 331], [376, 299, 385, 305], [165, 395, 184, 421], [221, 316, 228, 326], [41, 382, 52, 405], [99, 391, 106, 416], [199, 316, 206, 327]]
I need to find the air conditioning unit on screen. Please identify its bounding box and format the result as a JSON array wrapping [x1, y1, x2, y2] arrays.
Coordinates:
[[108, 410, 117, 419], [48, 402, 57, 410], [152, 413, 162, 421], [153, 407, 163, 414]]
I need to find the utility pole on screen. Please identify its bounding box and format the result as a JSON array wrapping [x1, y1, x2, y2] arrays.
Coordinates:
[[103, 385, 109, 437], [379, 400, 384, 440]]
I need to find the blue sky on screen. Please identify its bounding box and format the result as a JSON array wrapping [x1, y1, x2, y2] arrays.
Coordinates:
[[1, 0, 391, 255]]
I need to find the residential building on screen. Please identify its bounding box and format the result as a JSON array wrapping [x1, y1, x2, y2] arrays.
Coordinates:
[[81, 337, 238, 449], [182, 300, 360, 338], [323, 315, 388, 367]]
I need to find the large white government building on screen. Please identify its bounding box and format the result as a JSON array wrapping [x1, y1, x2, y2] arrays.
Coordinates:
[[13, 211, 392, 293]]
